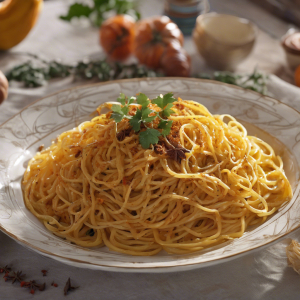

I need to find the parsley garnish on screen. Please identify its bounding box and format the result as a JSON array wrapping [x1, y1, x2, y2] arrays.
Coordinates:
[[139, 129, 161, 149], [111, 93, 176, 148], [158, 120, 173, 136]]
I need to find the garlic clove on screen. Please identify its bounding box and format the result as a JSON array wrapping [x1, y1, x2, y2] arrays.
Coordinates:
[[0, 70, 8, 105], [286, 239, 300, 274]]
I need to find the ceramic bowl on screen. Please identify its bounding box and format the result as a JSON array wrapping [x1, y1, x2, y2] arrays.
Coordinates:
[[193, 13, 257, 70], [281, 29, 300, 70]]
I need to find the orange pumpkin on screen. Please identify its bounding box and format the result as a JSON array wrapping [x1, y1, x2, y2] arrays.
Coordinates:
[[100, 15, 135, 61], [133, 16, 184, 69], [161, 41, 191, 77], [295, 64, 300, 87]]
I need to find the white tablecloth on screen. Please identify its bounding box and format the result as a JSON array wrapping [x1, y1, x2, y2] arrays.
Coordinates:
[[1, 1, 300, 299]]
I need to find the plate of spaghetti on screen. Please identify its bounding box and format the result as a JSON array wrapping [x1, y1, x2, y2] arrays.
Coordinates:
[[1, 78, 300, 272]]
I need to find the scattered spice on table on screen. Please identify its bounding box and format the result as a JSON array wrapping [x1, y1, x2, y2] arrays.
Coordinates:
[[0, 261, 82, 295], [4, 271, 25, 284], [64, 277, 79, 296], [20, 280, 46, 294], [0, 265, 11, 274], [51, 281, 58, 287]]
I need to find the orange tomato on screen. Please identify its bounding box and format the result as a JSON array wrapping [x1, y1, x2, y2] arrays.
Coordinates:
[[100, 15, 135, 61], [160, 41, 191, 77], [133, 16, 184, 69], [295, 65, 300, 87]]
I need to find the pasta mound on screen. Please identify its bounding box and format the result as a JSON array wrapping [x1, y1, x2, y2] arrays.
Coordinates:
[[22, 97, 292, 256]]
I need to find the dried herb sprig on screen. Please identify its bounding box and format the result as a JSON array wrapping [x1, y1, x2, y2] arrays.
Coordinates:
[[197, 69, 268, 95], [6, 56, 159, 88], [60, 0, 141, 27], [5, 54, 268, 95]]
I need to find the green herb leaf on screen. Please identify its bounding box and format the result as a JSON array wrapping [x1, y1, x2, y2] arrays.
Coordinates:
[[129, 109, 142, 132], [111, 104, 122, 114], [139, 129, 161, 149], [158, 120, 173, 136], [117, 93, 126, 105], [128, 97, 135, 105], [111, 112, 124, 123], [121, 106, 129, 115], [60, 3, 93, 21], [143, 115, 157, 123], [152, 93, 176, 110], [152, 95, 164, 109], [141, 107, 157, 123], [162, 103, 175, 117], [162, 93, 176, 106], [136, 93, 149, 108]]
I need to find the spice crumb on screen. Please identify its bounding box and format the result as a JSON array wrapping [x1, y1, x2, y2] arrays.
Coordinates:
[[38, 144, 44, 152], [51, 281, 58, 287]]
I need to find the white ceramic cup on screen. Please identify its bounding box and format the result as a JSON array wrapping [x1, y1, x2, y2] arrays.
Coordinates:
[[193, 13, 257, 70]]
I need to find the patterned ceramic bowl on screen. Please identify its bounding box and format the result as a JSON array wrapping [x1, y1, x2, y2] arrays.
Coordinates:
[[0, 78, 299, 272]]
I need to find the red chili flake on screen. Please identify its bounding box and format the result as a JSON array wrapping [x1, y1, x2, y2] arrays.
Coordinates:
[[41, 270, 47, 276], [30, 289, 35, 294], [96, 198, 104, 204], [51, 281, 58, 287], [122, 177, 131, 185], [0, 265, 11, 274]]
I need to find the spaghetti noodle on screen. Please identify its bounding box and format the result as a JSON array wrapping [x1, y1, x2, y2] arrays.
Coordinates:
[[22, 96, 292, 256]]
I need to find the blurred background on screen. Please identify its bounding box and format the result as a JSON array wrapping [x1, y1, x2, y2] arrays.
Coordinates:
[[0, 0, 300, 114]]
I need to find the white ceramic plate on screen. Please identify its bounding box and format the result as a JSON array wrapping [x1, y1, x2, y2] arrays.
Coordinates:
[[1, 78, 300, 273]]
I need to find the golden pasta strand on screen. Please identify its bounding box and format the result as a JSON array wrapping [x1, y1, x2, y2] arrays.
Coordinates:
[[22, 98, 292, 255]]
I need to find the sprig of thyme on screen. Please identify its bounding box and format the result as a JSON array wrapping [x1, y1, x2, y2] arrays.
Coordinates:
[[6, 56, 159, 88], [60, 0, 141, 27], [197, 69, 268, 95], [111, 93, 176, 148]]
